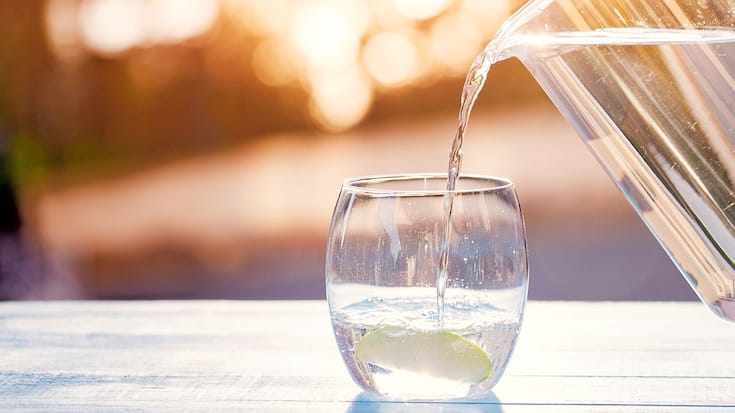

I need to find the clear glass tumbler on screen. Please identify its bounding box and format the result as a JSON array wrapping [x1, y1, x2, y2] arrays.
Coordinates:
[[326, 173, 528, 399]]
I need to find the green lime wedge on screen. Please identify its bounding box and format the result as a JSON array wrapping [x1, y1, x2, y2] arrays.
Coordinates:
[[354, 327, 492, 383]]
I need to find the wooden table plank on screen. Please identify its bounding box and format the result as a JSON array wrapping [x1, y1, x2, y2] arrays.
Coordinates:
[[1, 301, 734, 411]]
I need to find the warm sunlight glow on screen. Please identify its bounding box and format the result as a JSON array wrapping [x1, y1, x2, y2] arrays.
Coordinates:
[[363, 32, 419, 87], [393, 0, 451, 20], [78, 0, 218, 55], [251, 38, 298, 87], [224, 0, 294, 36], [290, 3, 360, 68], [58, 0, 513, 130], [45, 0, 84, 61], [430, 11, 483, 74], [460, 0, 510, 28], [147, 0, 219, 43], [79, 0, 147, 55], [309, 68, 373, 132]]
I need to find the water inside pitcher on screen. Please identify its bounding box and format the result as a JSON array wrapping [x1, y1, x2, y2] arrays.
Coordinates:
[[487, 0, 735, 321]]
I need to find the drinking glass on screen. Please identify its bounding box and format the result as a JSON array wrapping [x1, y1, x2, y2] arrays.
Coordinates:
[[326, 173, 528, 399]]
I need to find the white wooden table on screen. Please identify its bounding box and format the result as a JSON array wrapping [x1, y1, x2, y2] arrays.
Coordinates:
[[1, 301, 734, 412]]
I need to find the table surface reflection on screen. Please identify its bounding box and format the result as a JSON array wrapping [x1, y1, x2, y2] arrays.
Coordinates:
[[1, 300, 734, 412]]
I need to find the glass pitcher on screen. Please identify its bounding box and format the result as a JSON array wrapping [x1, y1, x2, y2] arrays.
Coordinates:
[[486, 0, 735, 321]]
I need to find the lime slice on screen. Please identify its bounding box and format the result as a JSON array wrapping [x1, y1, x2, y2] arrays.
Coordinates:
[[355, 327, 492, 383]]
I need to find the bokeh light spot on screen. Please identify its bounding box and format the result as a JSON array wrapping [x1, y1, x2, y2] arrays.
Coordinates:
[[78, 0, 218, 56], [79, 0, 147, 55], [252, 38, 298, 87], [430, 11, 483, 74], [309, 69, 373, 132], [45, 0, 84, 62], [224, 0, 293, 36], [460, 0, 510, 28], [393, 0, 450, 20], [363, 32, 419, 87], [147, 0, 220, 43], [291, 3, 360, 68]]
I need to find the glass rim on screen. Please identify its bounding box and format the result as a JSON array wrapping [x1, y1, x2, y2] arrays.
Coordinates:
[[342, 173, 515, 196]]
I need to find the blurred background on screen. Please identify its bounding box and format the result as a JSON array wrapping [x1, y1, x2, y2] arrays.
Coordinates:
[[0, 0, 696, 301]]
